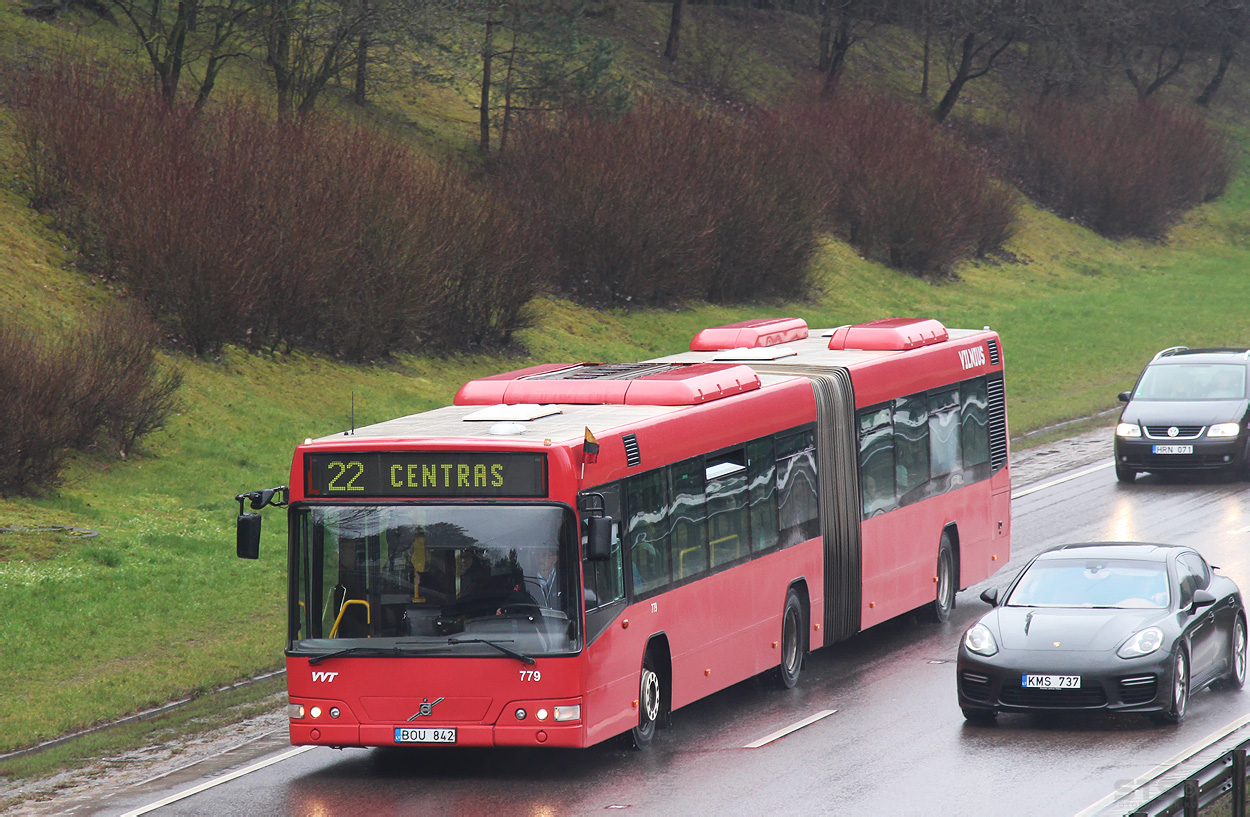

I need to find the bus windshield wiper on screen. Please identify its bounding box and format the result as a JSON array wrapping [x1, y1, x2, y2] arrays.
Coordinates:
[[447, 637, 536, 665], [307, 644, 430, 666]]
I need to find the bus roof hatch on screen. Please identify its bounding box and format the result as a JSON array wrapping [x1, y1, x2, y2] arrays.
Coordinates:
[[826, 318, 949, 351], [454, 362, 761, 406], [689, 317, 809, 351]]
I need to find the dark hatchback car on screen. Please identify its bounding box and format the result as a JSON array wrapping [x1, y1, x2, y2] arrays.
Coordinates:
[[957, 543, 1245, 725], [1114, 347, 1250, 483]]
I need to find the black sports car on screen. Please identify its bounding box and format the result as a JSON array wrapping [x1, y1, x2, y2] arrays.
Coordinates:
[[957, 542, 1246, 724]]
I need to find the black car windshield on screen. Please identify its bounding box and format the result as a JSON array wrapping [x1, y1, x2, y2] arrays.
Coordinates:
[[1134, 363, 1247, 401], [1006, 558, 1170, 609], [290, 503, 580, 658]]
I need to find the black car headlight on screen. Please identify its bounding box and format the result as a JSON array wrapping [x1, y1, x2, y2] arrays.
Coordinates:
[[1116, 423, 1142, 438], [1117, 626, 1164, 658], [964, 623, 998, 657], [1208, 422, 1241, 438]]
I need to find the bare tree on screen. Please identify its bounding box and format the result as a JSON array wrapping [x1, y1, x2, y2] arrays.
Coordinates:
[[475, 0, 627, 154], [929, 0, 1035, 122], [1194, 0, 1248, 106], [664, 0, 685, 60], [263, 0, 384, 117], [1102, 0, 1207, 100], [104, 0, 253, 107], [818, 0, 891, 93]]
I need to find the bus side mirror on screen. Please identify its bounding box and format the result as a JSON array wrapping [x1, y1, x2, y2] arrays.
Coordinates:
[[237, 513, 262, 559], [586, 516, 612, 561], [233, 486, 286, 560]]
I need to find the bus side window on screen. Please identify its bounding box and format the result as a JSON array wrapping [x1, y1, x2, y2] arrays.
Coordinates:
[[670, 458, 708, 579], [858, 406, 895, 518], [583, 484, 625, 610], [747, 438, 778, 552], [776, 429, 819, 547], [928, 387, 962, 480], [961, 377, 990, 470], [706, 449, 748, 568], [893, 394, 930, 502], [627, 470, 671, 595]]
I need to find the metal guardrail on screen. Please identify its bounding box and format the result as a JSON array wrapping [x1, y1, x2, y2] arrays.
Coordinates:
[[1131, 741, 1249, 817]]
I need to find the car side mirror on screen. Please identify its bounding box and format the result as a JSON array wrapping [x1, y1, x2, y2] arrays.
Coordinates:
[[1191, 588, 1217, 611], [1118, 391, 1132, 403], [980, 587, 999, 607], [585, 516, 612, 562]]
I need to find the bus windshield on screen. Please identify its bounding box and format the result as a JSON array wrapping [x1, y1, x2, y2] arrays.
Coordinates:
[[290, 504, 580, 658]]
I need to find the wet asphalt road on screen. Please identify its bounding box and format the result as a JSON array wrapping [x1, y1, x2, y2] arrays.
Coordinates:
[[98, 461, 1250, 817]]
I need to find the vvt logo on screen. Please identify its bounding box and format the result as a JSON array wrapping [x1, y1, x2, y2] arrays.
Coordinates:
[[312, 671, 339, 682]]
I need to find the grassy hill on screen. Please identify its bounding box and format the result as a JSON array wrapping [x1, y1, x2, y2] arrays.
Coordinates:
[[2, 0, 1250, 777]]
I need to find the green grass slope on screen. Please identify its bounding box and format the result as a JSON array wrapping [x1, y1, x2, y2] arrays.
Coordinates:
[[2, 1, 1250, 768]]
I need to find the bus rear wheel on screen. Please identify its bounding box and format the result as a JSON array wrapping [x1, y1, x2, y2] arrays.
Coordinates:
[[925, 534, 956, 623], [770, 589, 804, 689], [631, 653, 662, 749]]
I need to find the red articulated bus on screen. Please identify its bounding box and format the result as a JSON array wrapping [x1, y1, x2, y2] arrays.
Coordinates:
[[235, 316, 1010, 750]]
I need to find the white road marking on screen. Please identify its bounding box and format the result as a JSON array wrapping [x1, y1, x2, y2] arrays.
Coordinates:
[[1074, 713, 1250, 816], [1011, 460, 1113, 500], [119, 745, 315, 816], [744, 709, 837, 748]]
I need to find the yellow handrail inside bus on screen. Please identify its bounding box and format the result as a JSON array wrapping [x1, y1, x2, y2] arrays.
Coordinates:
[[677, 544, 705, 578], [710, 534, 741, 564], [329, 599, 371, 638]]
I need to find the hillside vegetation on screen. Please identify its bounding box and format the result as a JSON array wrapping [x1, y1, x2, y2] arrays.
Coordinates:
[[2, 0, 1250, 775]]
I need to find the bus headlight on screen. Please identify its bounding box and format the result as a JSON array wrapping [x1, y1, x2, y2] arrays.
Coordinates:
[[288, 703, 305, 719], [553, 705, 581, 722], [1116, 423, 1142, 438]]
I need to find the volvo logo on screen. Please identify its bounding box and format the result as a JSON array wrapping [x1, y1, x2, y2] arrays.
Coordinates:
[[1168, 426, 1180, 437], [407, 697, 445, 720]]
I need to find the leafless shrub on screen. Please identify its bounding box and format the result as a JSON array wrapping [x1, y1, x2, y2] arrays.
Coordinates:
[[0, 304, 182, 496], [495, 100, 818, 307], [1010, 98, 1234, 238], [777, 89, 1016, 278], [6, 58, 541, 360]]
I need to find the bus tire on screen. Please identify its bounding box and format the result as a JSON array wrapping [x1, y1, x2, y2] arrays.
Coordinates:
[[770, 588, 805, 690], [925, 534, 956, 623], [631, 652, 662, 750]]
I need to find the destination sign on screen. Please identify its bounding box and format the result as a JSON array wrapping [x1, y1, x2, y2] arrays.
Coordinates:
[[305, 452, 547, 498]]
